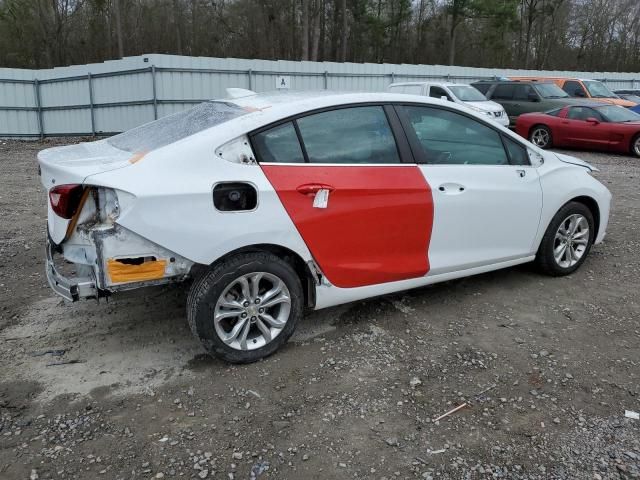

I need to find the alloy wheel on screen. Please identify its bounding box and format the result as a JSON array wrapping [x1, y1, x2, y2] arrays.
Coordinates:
[[553, 214, 589, 268], [634, 136, 640, 157], [530, 127, 550, 148], [213, 272, 291, 351]]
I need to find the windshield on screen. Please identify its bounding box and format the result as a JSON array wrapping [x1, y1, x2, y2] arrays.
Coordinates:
[[108, 101, 248, 153], [620, 94, 640, 103], [534, 83, 570, 98], [598, 105, 640, 122], [448, 85, 487, 102], [584, 80, 616, 98]]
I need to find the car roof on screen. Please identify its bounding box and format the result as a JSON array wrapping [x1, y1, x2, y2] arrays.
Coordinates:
[[211, 90, 505, 140], [388, 81, 469, 88], [227, 90, 458, 119]]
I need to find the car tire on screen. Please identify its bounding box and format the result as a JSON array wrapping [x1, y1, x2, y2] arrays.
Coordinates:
[[187, 252, 303, 364], [631, 134, 640, 158], [529, 125, 553, 149], [535, 201, 595, 276]]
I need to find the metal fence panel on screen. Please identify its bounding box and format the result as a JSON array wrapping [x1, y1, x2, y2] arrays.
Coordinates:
[[1, 53, 639, 137]]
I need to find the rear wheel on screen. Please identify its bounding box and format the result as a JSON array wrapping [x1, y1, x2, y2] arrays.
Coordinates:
[[631, 134, 640, 158], [535, 202, 594, 276], [187, 252, 303, 363], [529, 125, 553, 149]]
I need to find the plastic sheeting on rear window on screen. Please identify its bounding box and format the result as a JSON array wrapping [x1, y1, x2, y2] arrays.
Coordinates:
[[107, 101, 247, 153]]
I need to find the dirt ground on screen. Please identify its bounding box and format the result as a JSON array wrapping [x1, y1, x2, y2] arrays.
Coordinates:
[[0, 139, 639, 480]]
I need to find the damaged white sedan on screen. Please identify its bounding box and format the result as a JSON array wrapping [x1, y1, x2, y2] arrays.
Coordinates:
[[40, 90, 611, 363]]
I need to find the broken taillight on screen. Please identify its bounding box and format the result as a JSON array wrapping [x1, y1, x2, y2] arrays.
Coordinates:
[[49, 184, 85, 219]]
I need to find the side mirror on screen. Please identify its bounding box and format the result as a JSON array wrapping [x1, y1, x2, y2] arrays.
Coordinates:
[[528, 92, 539, 102], [440, 95, 450, 101], [586, 117, 600, 124], [575, 90, 586, 98]]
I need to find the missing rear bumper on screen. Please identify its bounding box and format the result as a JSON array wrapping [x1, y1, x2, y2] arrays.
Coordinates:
[[46, 237, 98, 302]]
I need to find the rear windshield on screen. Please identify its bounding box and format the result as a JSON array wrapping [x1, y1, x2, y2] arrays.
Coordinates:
[[107, 101, 247, 153]]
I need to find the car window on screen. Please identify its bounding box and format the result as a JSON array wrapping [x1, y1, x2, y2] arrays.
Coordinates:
[[567, 107, 602, 121], [473, 83, 491, 95], [502, 136, 530, 166], [296, 106, 401, 164], [492, 84, 515, 100], [108, 101, 248, 153], [533, 83, 570, 98], [399, 106, 509, 165], [583, 80, 615, 98], [562, 81, 587, 97], [252, 122, 305, 163], [513, 84, 534, 101], [429, 86, 451, 100]]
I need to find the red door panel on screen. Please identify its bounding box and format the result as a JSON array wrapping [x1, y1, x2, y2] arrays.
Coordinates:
[[261, 165, 434, 288]]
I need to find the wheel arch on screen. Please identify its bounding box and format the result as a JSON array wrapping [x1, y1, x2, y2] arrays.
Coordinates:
[[191, 243, 317, 309], [569, 195, 601, 240]]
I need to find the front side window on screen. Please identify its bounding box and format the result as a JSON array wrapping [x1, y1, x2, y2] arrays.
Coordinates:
[[429, 86, 451, 101], [296, 106, 400, 164], [562, 81, 587, 98], [567, 107, 603, 121], [514, 85, 534, 101], [503, 136, 530, 166], [399, 106, 510, 165], [448, 85, 487, 102], [252, 122, 305, 163], [534, 83, 570, 98]]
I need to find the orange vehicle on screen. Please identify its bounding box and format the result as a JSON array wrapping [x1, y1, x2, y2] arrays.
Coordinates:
[[509, 77, 636, 107]]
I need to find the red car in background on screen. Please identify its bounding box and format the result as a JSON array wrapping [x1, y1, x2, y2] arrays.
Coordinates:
[[515, 104, 640, 157]]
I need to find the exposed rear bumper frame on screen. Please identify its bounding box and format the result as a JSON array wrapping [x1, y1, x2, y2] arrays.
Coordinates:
[[46, 237, 98, 302]]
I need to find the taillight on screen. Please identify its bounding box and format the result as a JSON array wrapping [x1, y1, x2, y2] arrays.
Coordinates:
[[49, 184, 85, 219]]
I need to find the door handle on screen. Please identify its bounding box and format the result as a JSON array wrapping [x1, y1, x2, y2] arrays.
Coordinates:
[[438, 183, 466, 194], [296, 183, 335, 196], [516, 169, 526, 178]]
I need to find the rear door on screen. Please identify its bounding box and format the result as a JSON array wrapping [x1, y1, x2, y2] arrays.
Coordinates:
[[396, 104, 543, 274], [252, 105, 434, 288]]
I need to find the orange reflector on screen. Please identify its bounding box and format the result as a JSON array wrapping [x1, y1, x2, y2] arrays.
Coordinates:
[[129, 151, 148, 164], [106, 258, 167, 283]]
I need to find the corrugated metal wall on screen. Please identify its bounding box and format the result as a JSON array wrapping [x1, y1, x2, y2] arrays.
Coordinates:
[[1, 54, 639, 137]]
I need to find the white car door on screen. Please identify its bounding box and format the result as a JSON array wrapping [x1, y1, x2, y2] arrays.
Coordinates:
[[395, 104, 543, 274]]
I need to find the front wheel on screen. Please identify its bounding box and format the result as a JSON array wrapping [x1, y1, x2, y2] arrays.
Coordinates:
[[529, 125, 553, 149], [535, 202, 595, 276], [631, 134, 640, 158], [187, 252, 303, 363]]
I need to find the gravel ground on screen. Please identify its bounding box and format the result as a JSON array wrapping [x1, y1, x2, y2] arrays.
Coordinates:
[[0, 139, 639, 480]]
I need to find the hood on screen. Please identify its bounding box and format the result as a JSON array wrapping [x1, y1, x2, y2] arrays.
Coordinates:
[[554, 153, 599, 172], [465, 100, 504, 112]]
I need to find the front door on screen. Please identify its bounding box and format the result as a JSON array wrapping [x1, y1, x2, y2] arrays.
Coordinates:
[[251, 105, 434, 288], [396, 104, 543, 274], [558, 107, 610, 149]]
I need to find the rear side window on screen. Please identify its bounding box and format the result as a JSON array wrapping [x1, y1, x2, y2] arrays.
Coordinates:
[[252, 122, 305, 163], [492, 84, 515, 100], [108, 101, 247, 153], [399, 106, 509, 165], [502, 136, 530, 166], [296, 106, 400, 164]]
